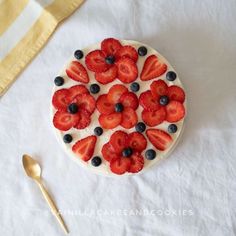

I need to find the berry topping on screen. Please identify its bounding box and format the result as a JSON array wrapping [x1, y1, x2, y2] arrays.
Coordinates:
[[99, 113, 122, 129], [96, 94, 115, 115], [142, 107, 166, 127], [91, 156, 102, 166], [74, 50, 84, 60], [115, 103, 124, 112], [135, 122, 146, 133], [89, 84, 100, 94], [107, 84, 128, 103], [94, 127, 103, 136], [66, 61, 89, 83], [167, 85, 185, 103], [63, 134, 73, 143], [110, 157, 131, 175], [129, 153, 144, 173], [138, 46, 147, 56], [119, 92, 139, 110], [120, 107, 138, 129], [101, 38, 122, 56], [122, 147, 133, 157], [74, 109, 91, 129], [95, 66, 117, 84], [166, 71, 177, 81], [139, 90, 160, 111], [159, 95, 170, 106], [101, 142, 118, 162], [145, 149, 156, 160], [67, 103, 79, 114], [165, 101, 185, 122], [54, 76, 64, 86], [115, 45, 138, 62], [74, 93, 96, 114], [128, 132, 147, 152], [52, 89, 69, 110], [168, 124, 178, 133], [150, 80, 168, 99], [130, 82, 140, 92], [109, 131, 128, 154], [140, 55, 167, 81], [68, 85, 89, 102], [105, 55, 115, 64]]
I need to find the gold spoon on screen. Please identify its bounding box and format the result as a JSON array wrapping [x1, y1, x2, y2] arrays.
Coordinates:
[[22, 154, 69, 234]]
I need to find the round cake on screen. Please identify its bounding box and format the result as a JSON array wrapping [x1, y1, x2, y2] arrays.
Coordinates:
[[51, 38, 186, 176]]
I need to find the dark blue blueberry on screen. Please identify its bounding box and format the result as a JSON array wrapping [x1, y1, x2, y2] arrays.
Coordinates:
[[168, 124, 178, 133], [130, 82, 140, 92], [63, 134, 73, 143], [74, 50, 84, 60], [145, 149, 156, 160], [91, 156, 102, 167], [159, 95, 169, 106], [94, 127, 103, 136], [90, 84, 100, 94], [67, 103, 79, 114], [105, 55, 115, 64], [54, 76, 64, 86], [138, 46, 147, 56], [122, 147, 133, 157], [115, 103, 124, 112], [166, 71, 177, 81], [135, 122, 146, 133]]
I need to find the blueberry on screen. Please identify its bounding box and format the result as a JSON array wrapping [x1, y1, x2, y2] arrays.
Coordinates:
[[138, 46, 147, 56], [74, 50, 84, 60], [122, 147, 133, 157], [91, 156, 102, 167], [145, 149, 156, 160], [115, 103, 124, 112], [168, 124, 178, 133], [135, 122, 146, 133], [54, 76, 64, 86], [105, 55, 115, 64], [130, 82, 140, 92], [68, 103, 79, 114], [63, 134, 73, 143], [94, 127, 103, 136], [90, 84, 100, 94], [159, 95, 169, 106], [166, 71, 177, 81]]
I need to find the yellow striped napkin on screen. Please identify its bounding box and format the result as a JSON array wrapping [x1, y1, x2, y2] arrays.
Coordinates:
[[0, 0, 84, 96]]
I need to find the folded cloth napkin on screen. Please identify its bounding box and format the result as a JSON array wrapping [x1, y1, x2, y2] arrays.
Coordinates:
[[0, 0, 84, 96]]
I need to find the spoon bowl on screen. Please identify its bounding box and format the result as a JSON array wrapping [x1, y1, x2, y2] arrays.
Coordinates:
[[22, 154, 41, 179]]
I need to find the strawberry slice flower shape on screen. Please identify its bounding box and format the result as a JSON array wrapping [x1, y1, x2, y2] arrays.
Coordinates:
[[85, 38, 138, 84], [139, 79, 186, 126], [102, 131, 147, 175], [52, 85, 96, 131], [96, 84, 139, 129]]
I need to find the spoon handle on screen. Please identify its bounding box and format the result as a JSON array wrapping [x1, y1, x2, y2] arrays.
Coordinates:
[[36, 180, 69, 234]]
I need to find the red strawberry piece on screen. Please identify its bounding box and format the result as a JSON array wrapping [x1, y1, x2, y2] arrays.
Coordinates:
[[119, 92, 139, 110], [142, 107, 166, 127], [74, 109, 91, 129], [95, 66, 117, 84], [99, 113, 122, 129], [165, 101, 185, 122], [150, 80, 168, 99], [96, 94, 115, 115], [140, 55, 167, 81], [128, 132, 147, 152], [85, 50, 109, 72], [52, 89, 69, 110], [107, 84, 128, 103], [110, 157, 131, 175], [66, 61, 89, 83], [146, 129, 173, 151], [167, 85, 185, 103], [68, 85, 89, 102], [115, 45, 138, 62], [121, 107, 138, 129], [53, 110, 80, 131], [72, 136, 97, 161], [128, 153, 144, 173], [139, 90, 160, 111], [109, 131, 128, 154], [101, 38, 122, 56], [74, 93, 96, 114], [116, 57, 138, 83], [101, 142, 118, 162]]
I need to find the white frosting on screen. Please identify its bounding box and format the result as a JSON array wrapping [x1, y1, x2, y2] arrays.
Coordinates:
[[50, 40, 187, 177]]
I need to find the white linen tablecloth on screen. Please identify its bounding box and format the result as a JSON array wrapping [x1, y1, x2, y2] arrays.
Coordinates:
[[0, 0, 236, 235]]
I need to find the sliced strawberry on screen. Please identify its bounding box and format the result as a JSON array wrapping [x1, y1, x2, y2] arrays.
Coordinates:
[[68, 85, 89, 102], [66, 61, 89, 83], [110, 157, 131, 175], [74, 109, 91, 129], [110, 131, 128, 154], [128, 132, 147, 152], [115, 45, 138, 62], [95, 66, 117, 84], [52, 89, 69, 110], [119, 92, 139, 110], [96, 94, 115, 115], [85, 50, 109, 72], [146, 129, 172, 151], [72, 136, 97, 161], [101, 142, 118, 162], [99, 113, 122, 129], [107, 84, 128, 103], [140, 55, 167, 81], [142, 107, 166, 127], [150, 80, 168, 99], [128, 153, 144, 173], [165, 101, 185, 122], [101, 38, 122, 56], [120, 107, 138, 129], [74, 93, 96, 114], [167, 85, 185, 103], [139, 90, 160, 111], [53, 111, 80, 131], [116, 57, 138, 83]]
